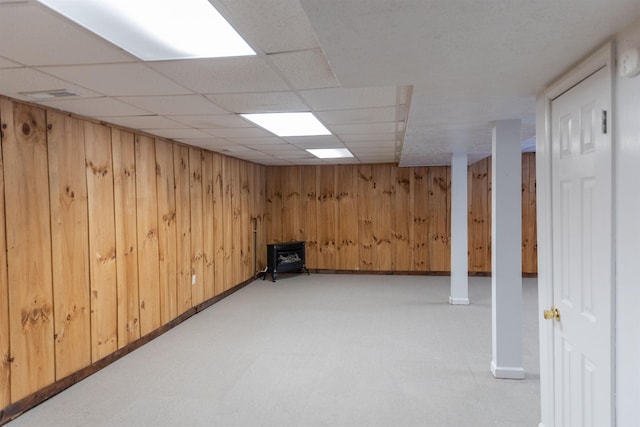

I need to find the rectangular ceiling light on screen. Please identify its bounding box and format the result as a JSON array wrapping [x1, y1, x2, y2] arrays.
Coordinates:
[[37, 0, 255, 60], [241, 112, 331, 137], [306, 148, 354, 159]]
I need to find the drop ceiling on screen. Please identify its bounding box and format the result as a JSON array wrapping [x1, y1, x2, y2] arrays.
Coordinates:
[[1, 0, 639, 166]]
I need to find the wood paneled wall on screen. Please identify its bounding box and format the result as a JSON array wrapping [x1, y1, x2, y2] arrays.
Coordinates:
[[266, 157, 537, 274], [0, 98, 266, 409], [467, 154, 537, 274], [266, 164, 452, 272]]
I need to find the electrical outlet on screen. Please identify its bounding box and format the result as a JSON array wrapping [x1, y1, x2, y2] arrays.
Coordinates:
[[192, 274, 196, 285]]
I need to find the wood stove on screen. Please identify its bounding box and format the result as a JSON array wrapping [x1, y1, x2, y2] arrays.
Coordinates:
[[264, 241, 309, 282]]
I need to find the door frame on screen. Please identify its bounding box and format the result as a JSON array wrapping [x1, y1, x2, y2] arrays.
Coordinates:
[[535, 42, 616, 427]]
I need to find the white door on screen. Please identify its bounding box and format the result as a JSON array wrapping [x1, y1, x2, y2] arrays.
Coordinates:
[[550, 66, 613, 426]]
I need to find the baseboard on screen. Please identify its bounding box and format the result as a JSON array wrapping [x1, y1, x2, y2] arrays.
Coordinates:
[[490, 360, 525, 380], [0, 277, 255, 426], [449, 296, 470, 305]]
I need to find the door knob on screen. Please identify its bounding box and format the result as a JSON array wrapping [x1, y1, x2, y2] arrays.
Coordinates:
[[543, 306, 561, 321]]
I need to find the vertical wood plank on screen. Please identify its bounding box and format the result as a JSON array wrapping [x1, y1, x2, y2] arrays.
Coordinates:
[[222, 156, 233, 291], [240, 161, 251, 280], [231, 159, 242, 285], [413, 167, 430, 271], [212, 153, 225, 296], [85, 122, 117, 361], [429, 166, 451, 271], [47, 112, 91, 378], [374, 164, 394, 271], [282, 166, 302, 243], [1, 100, 55, 401], [112, 129, 140, 348], [394, 166, 413, 271], [301, 166, 319, 268], [522, 153, 537, 274], [135, 135, 161, 336], [265, 167, 283, 243], [155, 139, 178, 324], [256, 164, 268, 270], [0, 103, 10, 407], [318, 166, 337, 268], [357, 164, 375, 270], [468, 158, 490, 272], [337, 165, 359, 270], [173, 145, 191, 313], [189, 148, 204, 304], [202, 151, 216, 300]]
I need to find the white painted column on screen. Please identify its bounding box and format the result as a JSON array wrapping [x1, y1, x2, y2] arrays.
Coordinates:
[[450, 152, 469, 305], [490, 119, 524, 379]]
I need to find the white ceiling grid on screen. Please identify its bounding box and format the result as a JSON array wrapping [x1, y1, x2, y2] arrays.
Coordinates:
[[1, 0, 640, 165]]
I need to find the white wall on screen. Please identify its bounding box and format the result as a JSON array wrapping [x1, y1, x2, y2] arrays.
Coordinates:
[[614, 19, 640, 426]]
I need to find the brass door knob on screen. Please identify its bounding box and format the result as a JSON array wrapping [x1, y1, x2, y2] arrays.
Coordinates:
[[543, 307, 561, 321]]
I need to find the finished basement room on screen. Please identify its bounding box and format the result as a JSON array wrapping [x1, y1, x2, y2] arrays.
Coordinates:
[[1, 1, 640, 426]]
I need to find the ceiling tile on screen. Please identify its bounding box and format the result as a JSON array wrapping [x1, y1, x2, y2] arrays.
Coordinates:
[[316, 106, 397, 125], [144, 128, 213, 139], [269, 48, 338, 90], [299, 87, 398, 110], [38, 97, 149, 117], [95, 115, 185, 130], [38, 63, 191, 96], [225, 137, 283, 146], [218, 0, 319, 54], [204, 127, 272, 138], [148, 57, 289, 93], [0, 4, 134, 66], [339, 133, 396, 142], [0, 67, 100, 101], [178, 138, 232, 148], [282, 135, 343, 146], [171, 114, 252, 129], [205, 91, 308, 113], [116, 95, 229, 115], [329, 122, 397, 135]]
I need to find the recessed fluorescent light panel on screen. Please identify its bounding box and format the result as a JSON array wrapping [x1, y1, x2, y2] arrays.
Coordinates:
[[241, 112, 331, 137], [37, 0, 255, 60], [306, 148, 354, 159]]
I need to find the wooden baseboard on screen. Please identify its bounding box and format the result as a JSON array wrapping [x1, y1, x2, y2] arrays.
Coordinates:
[[309, 269, 537, 278], [0, 278, 255, 426]]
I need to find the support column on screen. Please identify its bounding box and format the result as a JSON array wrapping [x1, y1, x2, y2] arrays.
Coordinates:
[[490, 119, 524, 379], [450, 152, 469, 305]]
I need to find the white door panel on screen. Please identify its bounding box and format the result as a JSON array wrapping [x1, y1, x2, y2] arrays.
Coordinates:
[[550, 66, 613, 427]]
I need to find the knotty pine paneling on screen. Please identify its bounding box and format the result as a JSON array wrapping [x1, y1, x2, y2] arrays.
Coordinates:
[[0, 104, 10, 408], [357, 164, 375, 270], [202, 151, 216, 300], [428, 166, 451, 271], [155, 139, 178, 324], [318, 165, 337, 268], [468, 158, 491, 272], [222, 156, 234, 292], [0, 97, 267, 414], [173, 144, 192, 313], [522, 153, 538, 274], [135, 135, 161, 337], [337, 165, 359, 270], [301, 166, 319, 268], [1, 100, 55, 401], [85, 122, 118, 361], [47, 112, 91, 378], [212, 153, 225, 296], [413, 167, 430, 271], [229, 159, 240, 285], [394, 167, 413, 271], [112, 129, 141, 348], [266, 160, 535, 274], [189, 148, 205, 305]]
